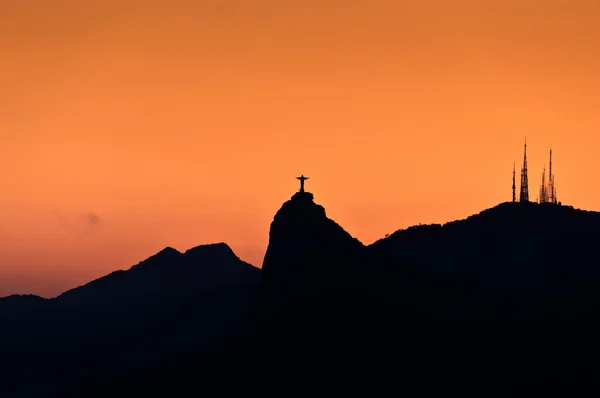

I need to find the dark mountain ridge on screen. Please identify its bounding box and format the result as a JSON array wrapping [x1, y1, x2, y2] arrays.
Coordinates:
[[3, 195, 600, 396], [0, 242, 260, 397], [368, 201, 600, 319]]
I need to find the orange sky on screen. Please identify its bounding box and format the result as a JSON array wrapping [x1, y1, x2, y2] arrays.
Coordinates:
[[2, 0, 600, 297]]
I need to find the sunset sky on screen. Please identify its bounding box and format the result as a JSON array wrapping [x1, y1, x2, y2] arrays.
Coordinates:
[[2, 0, 600, 297]]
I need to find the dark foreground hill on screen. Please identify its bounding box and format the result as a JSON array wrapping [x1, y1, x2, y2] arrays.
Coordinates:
[[0, 243, 260, 397], [368, 201, 600, 320], [3, 194, 600, 396]]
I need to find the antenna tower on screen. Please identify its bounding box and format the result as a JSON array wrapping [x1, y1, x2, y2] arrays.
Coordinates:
[[512, 162, 516, 202], [539, 166, 547, 203], [549, 149, 556, 203], [519, 138, 529, 202]]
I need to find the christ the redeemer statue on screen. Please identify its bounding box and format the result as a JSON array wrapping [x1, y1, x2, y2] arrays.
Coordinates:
[[296, 175, 309, 192]]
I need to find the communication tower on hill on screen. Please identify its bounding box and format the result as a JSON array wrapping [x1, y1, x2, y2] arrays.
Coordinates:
[[519, 138, 529, 202], [538, 148, 558, 204], [512, 162, 516, 202]]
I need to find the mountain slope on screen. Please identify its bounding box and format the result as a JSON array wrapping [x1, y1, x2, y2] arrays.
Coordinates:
[[92, 198, 600, 396], [262, 191, 365, 287], [252, 199, 600, 395], [0, 242, 260, 397], [368, 201, 600, 319]]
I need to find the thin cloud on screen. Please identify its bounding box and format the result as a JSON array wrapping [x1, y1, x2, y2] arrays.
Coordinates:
[[82, 212, 102, 227], [48, 210, 103, 231]]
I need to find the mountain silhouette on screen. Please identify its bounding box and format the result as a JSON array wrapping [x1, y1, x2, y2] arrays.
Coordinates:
[[260, 191, 366, 305], [369, 201, 600, 320], [0, 242, 260, 397], [2, 194, 600, 396], [257, 191, 374, 356]]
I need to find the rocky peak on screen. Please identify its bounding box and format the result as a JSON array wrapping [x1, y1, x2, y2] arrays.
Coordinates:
[[261, 191, 364, 286], [184, 242, 239, 262]]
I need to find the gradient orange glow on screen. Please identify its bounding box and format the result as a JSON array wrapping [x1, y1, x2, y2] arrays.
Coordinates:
[[2, 0, 600, 297]]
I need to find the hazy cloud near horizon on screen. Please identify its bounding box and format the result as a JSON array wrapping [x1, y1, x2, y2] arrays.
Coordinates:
[[50, 210, 103, 232], [82, 212, 102, 226]]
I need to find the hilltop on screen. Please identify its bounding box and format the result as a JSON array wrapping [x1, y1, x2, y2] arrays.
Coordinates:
[[367, 201, 600, 319]]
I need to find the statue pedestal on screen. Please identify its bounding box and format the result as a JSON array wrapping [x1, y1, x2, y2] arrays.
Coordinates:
[[292, 191, 314, 202]]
